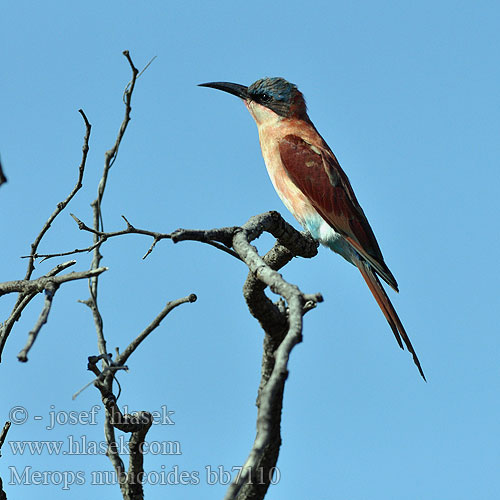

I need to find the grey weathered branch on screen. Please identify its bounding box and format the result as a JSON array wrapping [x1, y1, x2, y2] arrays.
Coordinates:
[[69, 211, 318, 270], [0, 107, 91, 362], [0, 421, 11, 459], [0, 266, 106, 361], [0, 266, 106, 362], [116, 293, 197, 366], [2, 44, 323, 500], [0, 421, 11, 500], [20, 239, 104, 263], [22, 109, 91, 282], [85, 289, 194, 500], [144, 210, 321, 500], [17, 282, 59, 362], [67, 214, 241, 260], [88, 356, 153, 498], [74, 292, 197, 401], [77, 51, 166, 500], [0, 261, 77, 361], [0, 267, 107, 297], [67, 208, 320, 500], [73, 53, 142, 498], [225, 213, 321, 500], [84, 51, 141, 365]]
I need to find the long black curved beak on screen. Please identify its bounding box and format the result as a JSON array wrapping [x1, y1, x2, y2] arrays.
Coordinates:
[[198, 81, 249, 100]]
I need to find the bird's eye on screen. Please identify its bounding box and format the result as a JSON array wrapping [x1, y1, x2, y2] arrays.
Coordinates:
[[260, 93, 272, 102]]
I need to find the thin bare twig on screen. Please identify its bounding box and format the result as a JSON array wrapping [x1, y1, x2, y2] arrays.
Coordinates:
[[22, 109, 91, 282], [0, 110, 91, 363], [76, 53, 163, 500], [0, 267, 108, 297], [0, 265, 106, 362], [85, 51, 141, 364], [95, 50, 138, 219], [20, 239, 104, 262], [117, 293, 197, 366], [17, 282, 59, 362], [74, 292, 196, 400], [72, 364, 128, 401], [0, 421, 11, 457], [124, 55, 157, 97], [0, 420, 11, 500], [69, 213, 242, 261], [0, 261, 78, 361]]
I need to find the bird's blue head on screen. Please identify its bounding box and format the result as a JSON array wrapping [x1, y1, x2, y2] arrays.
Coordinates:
[[246, 77, 300, 116], [199, 77, 308, 119]]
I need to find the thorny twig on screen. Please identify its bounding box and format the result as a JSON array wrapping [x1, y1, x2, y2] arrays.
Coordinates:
[[67, 214, 241, 260]]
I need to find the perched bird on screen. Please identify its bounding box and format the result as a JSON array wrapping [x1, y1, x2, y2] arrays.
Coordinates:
[[199, 77, 425, 380]]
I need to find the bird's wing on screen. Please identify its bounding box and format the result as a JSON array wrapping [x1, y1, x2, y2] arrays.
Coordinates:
[[279, 134, 398, 291]]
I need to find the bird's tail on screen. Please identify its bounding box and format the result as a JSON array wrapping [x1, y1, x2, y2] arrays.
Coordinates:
[[356, 260, 426, 381]]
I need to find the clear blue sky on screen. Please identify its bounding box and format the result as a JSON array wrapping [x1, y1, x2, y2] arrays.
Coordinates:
[[1, 1, 499, 498]]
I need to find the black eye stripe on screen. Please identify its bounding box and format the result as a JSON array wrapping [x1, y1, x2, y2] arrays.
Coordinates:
[[249, 91, 273, 103]]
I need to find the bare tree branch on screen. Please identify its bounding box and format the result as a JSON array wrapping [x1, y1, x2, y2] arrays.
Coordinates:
[[22, 109, 91, 282], [222, 213, 322, 500], [0, 261, 78, 361], [94, 50, 138, 223], [20, 239, 104, 262], [80, 289, 197, 500], [0, 421, 11, 458], [17, 282, 59, 362], [88, 356, 154, 500], [0, 267, 107, 297], [0, 265, 106, 362], [124, 410, 153, 500], [119, 210, 320, 500], [117, 293, 197, 366], [68, 214, 242, 260], [2, 47, 327, 500], [0, 421, 11, 500], [243, 243, 294, 342], [74, 52, 164, 500], [72, 364, 128, 401], [74, 292, 197, 400], [0, 157, 6, 187], [84, 51, 141, 366], [0, 108, 91, 362]]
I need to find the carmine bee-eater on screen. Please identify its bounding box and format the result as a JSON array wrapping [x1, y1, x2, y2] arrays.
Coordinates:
[[199, 77, 425, 380]]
